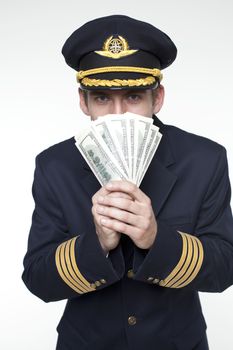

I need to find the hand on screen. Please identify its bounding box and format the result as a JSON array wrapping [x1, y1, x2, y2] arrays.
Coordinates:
[[96, 181, 158, 250], [92, 186, 132, 254]]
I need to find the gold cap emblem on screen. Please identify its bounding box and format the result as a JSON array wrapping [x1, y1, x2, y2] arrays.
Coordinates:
[[95, 35, 138, 59]]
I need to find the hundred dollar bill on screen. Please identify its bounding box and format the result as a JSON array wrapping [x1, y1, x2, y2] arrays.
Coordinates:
[[134, 115, 153, 181], [136, 124, 159, 183], [137, 131, 162, 186], [92, 118, 130, 179], [124, 113, 138, 181], [105, 115, 131, 173], [74, 128, 127, 185]]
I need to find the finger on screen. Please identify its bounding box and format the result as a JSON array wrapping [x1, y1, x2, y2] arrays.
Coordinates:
[[97, 196, 139, 214], [97, 202, 155, 231], [96, 205, 139, 226], [93, 183, 130, 203], [92, 205, 112, 227], [94, 210, 118, 234], [92, 186, 111, 204], [107, 191, 132, 200], [106, 180, 149, 203], [100, 217, 142, 238], [96, 190, 133, 209]]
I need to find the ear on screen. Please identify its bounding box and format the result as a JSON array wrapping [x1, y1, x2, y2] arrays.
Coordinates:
[[79, 89, 90, 116], [153, 85, 165, 114]]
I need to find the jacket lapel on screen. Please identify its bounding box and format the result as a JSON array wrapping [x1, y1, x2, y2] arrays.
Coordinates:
[[79, 163, 101, 199], [140, 158, 177, 216], [140, 115, 177, 216]]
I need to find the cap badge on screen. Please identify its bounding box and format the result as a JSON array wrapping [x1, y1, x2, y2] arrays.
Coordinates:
[[95, 35, 138, 59]]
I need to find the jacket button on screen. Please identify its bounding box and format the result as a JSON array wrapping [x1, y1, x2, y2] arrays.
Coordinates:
[[100, 279, 107, 284], [152, 278, 160, 284], [147, 277, 154, 282], [128, 316, 137, 326], [127, 269, 135, 278], [95, 281, 101, 287]]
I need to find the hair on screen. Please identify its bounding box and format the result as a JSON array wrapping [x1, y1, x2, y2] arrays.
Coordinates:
[[81, 89, 88, 105], [151, 83, 161, 106]]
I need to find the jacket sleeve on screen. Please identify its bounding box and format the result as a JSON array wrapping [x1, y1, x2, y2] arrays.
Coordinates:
[[22, 155, 124, 302], [132, 147, 233, 292]]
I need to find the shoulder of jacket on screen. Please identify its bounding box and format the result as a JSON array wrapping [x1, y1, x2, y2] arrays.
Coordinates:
[[35, 136, 83, 169], [164, 124, 226, 159]]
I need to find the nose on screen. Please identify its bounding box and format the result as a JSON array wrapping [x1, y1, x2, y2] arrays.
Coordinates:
[[111, 98, 126, 114]]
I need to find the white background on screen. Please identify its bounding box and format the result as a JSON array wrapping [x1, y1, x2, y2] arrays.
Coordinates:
[[1, 0, 233, 349]]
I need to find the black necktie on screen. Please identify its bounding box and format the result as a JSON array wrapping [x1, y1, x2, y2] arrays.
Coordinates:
[[121, 234, 134, 269]]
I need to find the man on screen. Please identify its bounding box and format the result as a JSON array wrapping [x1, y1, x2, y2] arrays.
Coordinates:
[[22, 15, 233, 350]]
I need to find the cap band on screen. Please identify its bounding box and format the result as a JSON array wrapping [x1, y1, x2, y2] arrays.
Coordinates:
[[77, 66, 163, 81], [80, 76, 158, 88]]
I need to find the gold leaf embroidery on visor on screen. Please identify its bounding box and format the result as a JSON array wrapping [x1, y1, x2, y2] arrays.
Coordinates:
[[80, 76, 156, 87]]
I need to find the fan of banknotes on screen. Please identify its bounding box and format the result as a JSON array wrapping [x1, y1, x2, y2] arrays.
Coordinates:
[[74, 112, 162, 186]]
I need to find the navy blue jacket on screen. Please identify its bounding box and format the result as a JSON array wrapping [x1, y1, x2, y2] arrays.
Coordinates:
[[22, 116, 233, 350]]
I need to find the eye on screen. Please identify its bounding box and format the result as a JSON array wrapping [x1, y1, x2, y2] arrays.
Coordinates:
[[127, 94, 142, 103], [95, 95, 109, 104]]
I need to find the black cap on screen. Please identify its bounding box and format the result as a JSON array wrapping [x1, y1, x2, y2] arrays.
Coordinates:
[[62, 15, 177, 90]]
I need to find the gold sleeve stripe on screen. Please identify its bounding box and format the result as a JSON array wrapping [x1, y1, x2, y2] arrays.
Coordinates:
[[60, 242, 89, 293], [170, 235, 198, 288], [159, 232, 204, 289], [162, 234, 193, 288], [69, 237, 95, 290], [55, 237, 96, 294], [176, 236, 204, 288], [159, 233, 188, 287], [64, 239, 91, 292], [55, 242, 85, 294]]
